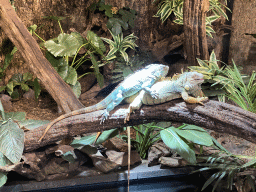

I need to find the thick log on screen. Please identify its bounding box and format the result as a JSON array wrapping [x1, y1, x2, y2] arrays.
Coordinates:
[[24, 100, 256, 152], [0, 0, 84, 113], [183, 0, 209, 65]]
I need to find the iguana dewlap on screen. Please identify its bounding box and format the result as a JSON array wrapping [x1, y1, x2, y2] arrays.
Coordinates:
[[39, 64, 169, 141], [124, 72, 208, 122]]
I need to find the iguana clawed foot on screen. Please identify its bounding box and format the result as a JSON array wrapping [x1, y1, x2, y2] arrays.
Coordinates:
[[196, 97, 208, 105]]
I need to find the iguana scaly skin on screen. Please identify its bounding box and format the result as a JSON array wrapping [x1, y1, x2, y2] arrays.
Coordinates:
[[124, 72, 208, 122], [39, 64, 169, 141]]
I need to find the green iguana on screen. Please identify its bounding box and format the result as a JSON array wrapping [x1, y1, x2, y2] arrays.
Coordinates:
[[39, 64, 169, 141], [124, 71, 208, 122]]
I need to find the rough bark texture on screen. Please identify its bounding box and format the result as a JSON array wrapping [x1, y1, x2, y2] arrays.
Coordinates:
[[183, 0, 210, 65], [228, 0, 256, 74], [0, 0, 84, 113], [24, 100, 256, 152]]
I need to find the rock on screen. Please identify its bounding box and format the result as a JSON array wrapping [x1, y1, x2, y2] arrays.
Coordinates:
[[148, 142, 173, 167], [23, 88, 35, 100], [106, 150, 142, 167], [159, 157, 188, 167], [103, 137, 128, 152], [0, 94, 12, 111], [90, 151, 120, 173]]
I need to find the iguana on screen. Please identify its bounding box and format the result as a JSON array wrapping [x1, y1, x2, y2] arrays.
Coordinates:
[[39, 64, 169, 141], [124, 71, 208, 122]]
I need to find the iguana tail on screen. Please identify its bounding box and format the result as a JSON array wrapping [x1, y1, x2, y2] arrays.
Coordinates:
[[38, 98, 112, 142]]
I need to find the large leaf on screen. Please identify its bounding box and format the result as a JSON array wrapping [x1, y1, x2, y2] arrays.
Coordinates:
[[4, 112, 26, 122], [17, 119, 50, 130], [0, 119, 24, 163], [0, 101, 5, 121], [44, 33, 83, 57], [33, 78, 41, 100], [70, 81, 81, 98], [0, 152, 11, 187], [86, 31, 106, 54], [175, 125, 213, 146], [45, 52, 78, 86], [106, 18, 128, 35], [160, 127, 196, 164]]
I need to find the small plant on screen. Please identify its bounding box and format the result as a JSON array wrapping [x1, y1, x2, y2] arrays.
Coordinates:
[[0, 72, 41, 100], [101, 30, 138, 63], [153, 0, 230, 37], [189, 51, 256, 112], [30, 17, 107, 95], [89, 0, 137, 35], [195, 149, 256, 192], [122, 122, 165, 159]]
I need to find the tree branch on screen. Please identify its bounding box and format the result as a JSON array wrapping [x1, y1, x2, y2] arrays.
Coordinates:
[[24, 100, 256, 152]]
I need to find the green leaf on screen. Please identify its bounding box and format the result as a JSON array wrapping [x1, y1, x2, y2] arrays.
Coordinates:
[[86, 31, 106, 53], [89, 52, 104, 88], [17, 119, 50, 130], [61, 151, 77, 163], [64, 66, 77, 85], [20, 83, 29, 92], [10, 91, 19, 100], [0, 119, 24, 163], [70, 81, 81, 98], [107, 18, 128, 35], [175, 125, 213, 146], [71, 133, 97, 148], [160, 127, 196, 164], [0, 101, 5, 121], [33, 78, 41, 100], [95, 128, 123, 145], [22, 72, 33, 81], [5, 112, 26, 122], [44, 33, 83, 57]]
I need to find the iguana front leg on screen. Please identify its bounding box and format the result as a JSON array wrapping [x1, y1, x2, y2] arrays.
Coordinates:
[[181, 92, 208, 105], [124, 90, 145, 123]]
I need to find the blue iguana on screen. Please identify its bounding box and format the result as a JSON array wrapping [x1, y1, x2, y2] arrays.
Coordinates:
[[124, 71, 208, 122], [39, 64, 169, 141]]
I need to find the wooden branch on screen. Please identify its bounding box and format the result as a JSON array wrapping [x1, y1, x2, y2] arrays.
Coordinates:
[[0, 0, 84, 113], [24, 100, 256, 152]]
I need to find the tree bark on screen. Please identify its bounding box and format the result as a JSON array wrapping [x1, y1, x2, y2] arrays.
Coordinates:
[[0, 0, 84, 113], [183, 0, 210, 65], [24, 100, 256, 152]]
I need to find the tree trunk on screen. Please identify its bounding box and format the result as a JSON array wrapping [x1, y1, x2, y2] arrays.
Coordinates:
[[24, 100, 256, 152], [0, 0, 84, 113], [183, 0, 209, 65]]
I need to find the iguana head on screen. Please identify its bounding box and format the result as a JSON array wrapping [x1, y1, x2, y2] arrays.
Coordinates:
[[181, 72, 204, 90]]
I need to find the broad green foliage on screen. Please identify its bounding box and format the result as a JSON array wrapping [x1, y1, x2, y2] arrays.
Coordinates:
[[153, 0, 230, 37], [44, 33, 84, 57], [70, 128, 125, 157], [0, 101, 49, 187], [160, 124, 214, 164], [0, 119, 24, 164], [17, 119, 50, 130], [90, 0, 137, 35], [0, 72, 41, 100]]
